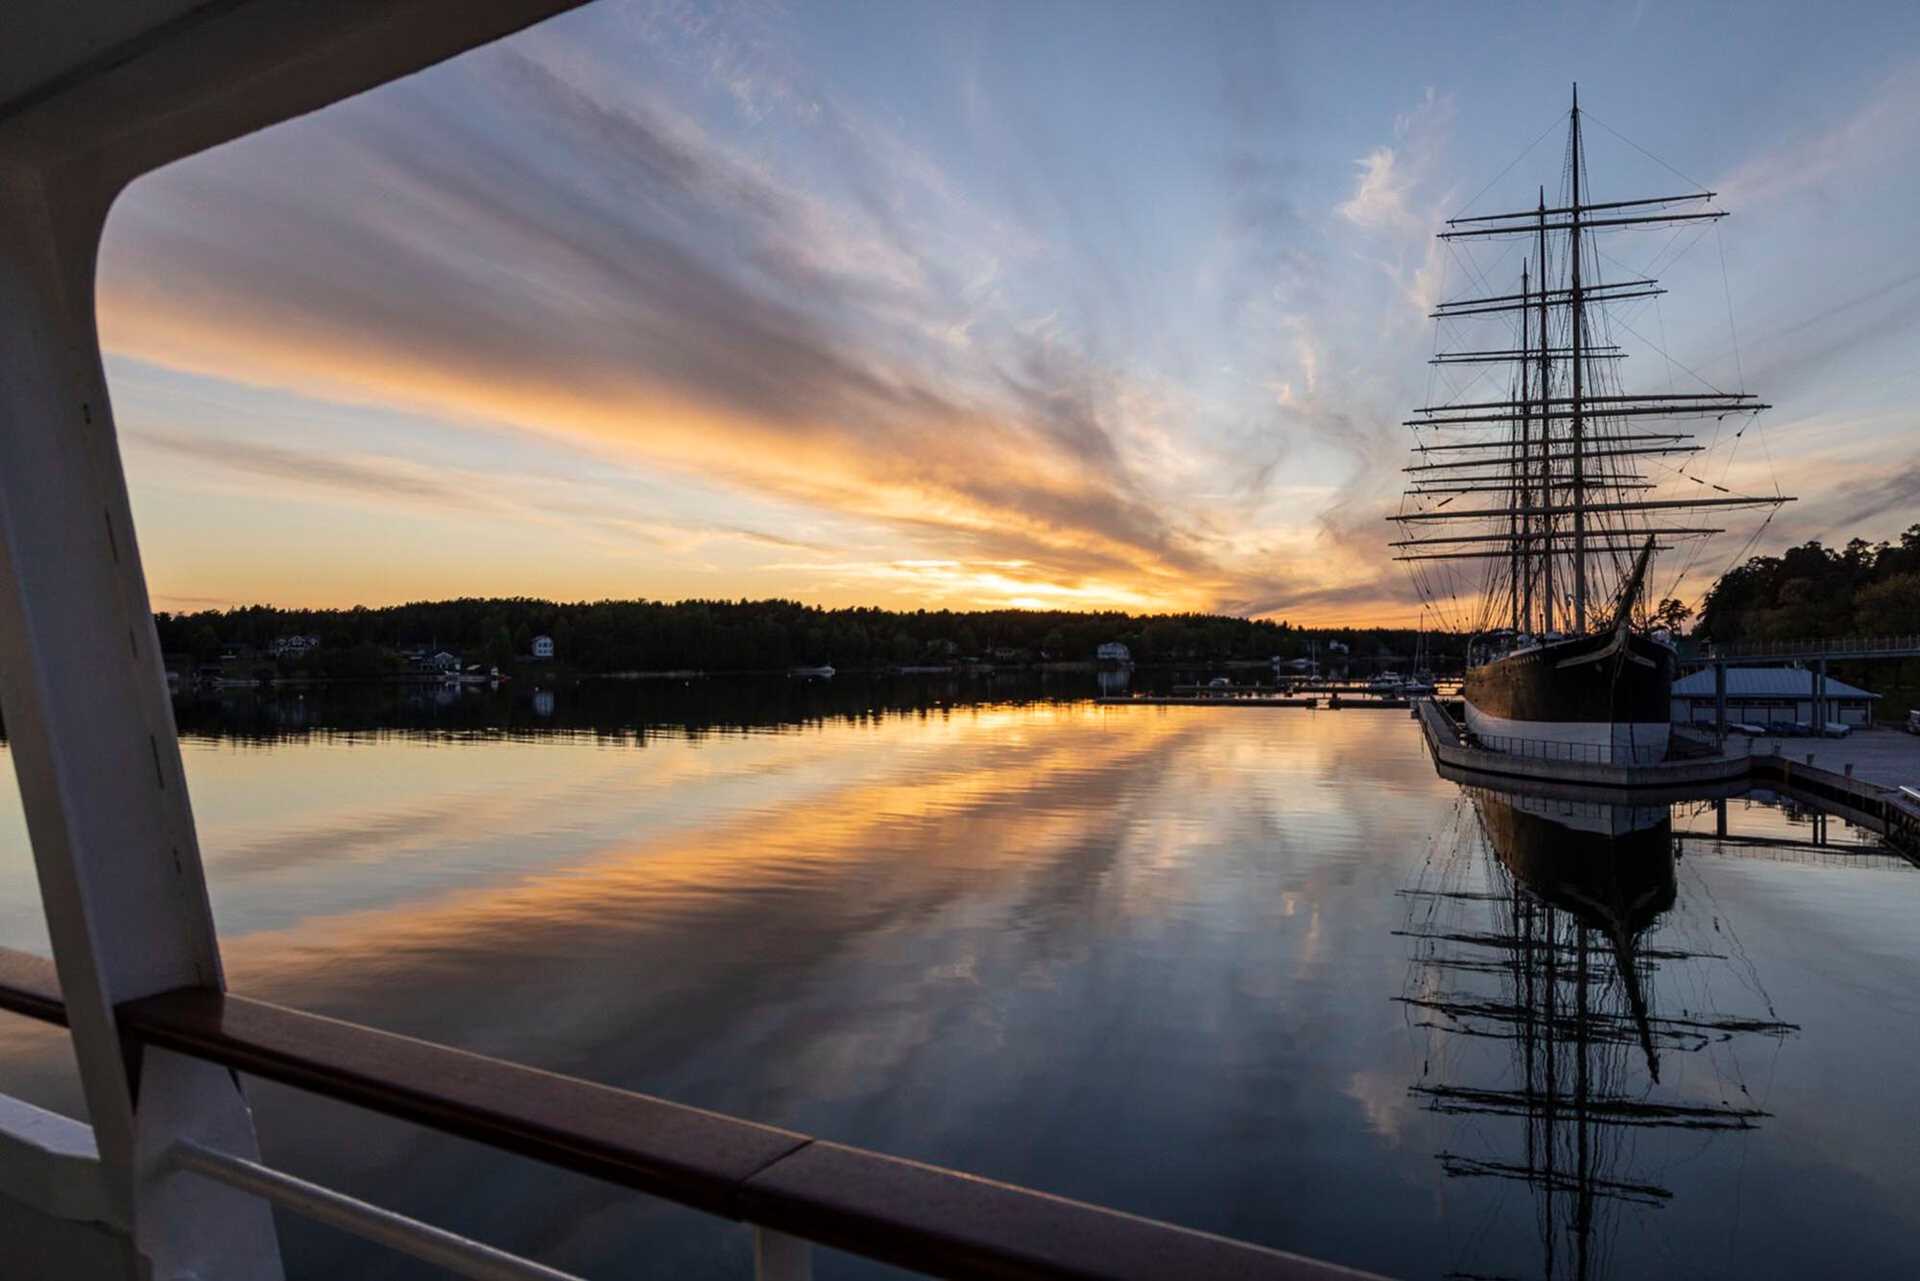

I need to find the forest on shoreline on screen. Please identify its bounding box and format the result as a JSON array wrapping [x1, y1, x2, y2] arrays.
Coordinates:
[[1696, 523, 1920, 643], [148, 523, 1920, 680], [153, 599, 1433, 677]]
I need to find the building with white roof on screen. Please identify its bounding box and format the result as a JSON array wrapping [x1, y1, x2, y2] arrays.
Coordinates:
[[1670, 666, 1881, 726]]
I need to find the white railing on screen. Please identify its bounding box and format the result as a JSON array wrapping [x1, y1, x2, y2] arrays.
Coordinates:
[[170, 1140, 589, 1281], [1468, 731, 1668, 766]]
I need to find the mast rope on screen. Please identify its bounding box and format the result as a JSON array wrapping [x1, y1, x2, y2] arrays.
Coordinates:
[[1579, 110, 1713, 194], [1452, 112, 1568, 221]]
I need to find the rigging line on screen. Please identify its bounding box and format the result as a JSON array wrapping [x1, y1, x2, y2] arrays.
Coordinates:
[[1609, 219, 1688, 285], [1710, 507, 1779, 601], [1716, 225, 1748, 393], [1643, 221, 1716, 287], [1453, 110, 1570, 221], [1454, 230, 1526, 299], [1600, 305, 1733, 398], [1426, 250, 1451, 399], [1717, 222, 1783, 501], [1589, 224, 1699, 310], [1448, 225, 1509, 300], [1580, 109, 1713, 193], [1631, 297, 1725, 604], [1422, 349, 1511, 410]]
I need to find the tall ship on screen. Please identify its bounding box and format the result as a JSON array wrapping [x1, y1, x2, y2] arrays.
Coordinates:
[[1391, 88, 1792, 764]]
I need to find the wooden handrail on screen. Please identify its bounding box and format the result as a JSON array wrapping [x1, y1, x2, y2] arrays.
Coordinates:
[[0, 958, 1376, 1280], [0, 949, 63, 1027]]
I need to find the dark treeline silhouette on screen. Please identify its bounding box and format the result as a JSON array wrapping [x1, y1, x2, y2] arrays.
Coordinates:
[[166, 673, 1098, 744], [152, 598, 1445, 673], [1696, 524, 1920, 713], [1697, 524, 1920, 643]]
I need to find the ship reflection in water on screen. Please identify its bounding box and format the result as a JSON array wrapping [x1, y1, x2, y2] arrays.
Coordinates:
[[1401, 784, 1798, 1281]]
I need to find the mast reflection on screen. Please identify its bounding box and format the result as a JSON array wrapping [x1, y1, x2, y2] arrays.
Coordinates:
[[1399, 783, 1797, 1280]]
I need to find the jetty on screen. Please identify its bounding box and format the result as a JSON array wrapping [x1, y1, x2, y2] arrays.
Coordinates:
[[1413, 698, 1920, 862]]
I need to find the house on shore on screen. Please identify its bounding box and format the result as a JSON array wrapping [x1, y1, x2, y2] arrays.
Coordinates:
[[1096, 641, 1132, 666], [530, 634, 554, 660], [1669, 666, 1881, 727]]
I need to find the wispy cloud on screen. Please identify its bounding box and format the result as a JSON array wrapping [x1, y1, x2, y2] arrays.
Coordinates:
[[134, 430, 480, 509], [98, 6, 1918, 624], [102, 33, 1256, 610], [1337, 148, 1416, 233], [1719, 62, 1920, 207]]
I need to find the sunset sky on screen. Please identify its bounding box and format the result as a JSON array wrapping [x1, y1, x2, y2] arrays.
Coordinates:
[[99, 0, 1920, 624]]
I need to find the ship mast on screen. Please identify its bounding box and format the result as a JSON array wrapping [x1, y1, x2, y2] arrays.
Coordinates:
[[1536, 188, 1552, 635], [1393, 88, 1793, 637], [1512, 257, 1530, 635], [1569, 85, 1588, 632]]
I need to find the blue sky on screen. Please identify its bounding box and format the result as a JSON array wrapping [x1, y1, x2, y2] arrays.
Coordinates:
[[98, 0, 1920, 622]]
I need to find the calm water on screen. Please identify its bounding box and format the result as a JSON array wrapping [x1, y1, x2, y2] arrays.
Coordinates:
[[0, 678, 1915, 1279]]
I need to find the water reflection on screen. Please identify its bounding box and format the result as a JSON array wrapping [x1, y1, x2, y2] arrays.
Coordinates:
[[161, 673, 1087, 744], [0, 687, 1915, 1278], [1402, 784, 1800, 1280]]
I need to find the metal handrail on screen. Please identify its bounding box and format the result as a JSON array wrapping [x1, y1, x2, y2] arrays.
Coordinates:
[[171, 1139, 582, 1281], [1466, 730, 1667, 766], [0, 959, 1375, 1281], [1698, 633, 1920, 661]]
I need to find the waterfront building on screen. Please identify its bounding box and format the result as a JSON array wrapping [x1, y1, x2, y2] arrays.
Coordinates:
[[1669, 666, 1880, 727], [531, 634, 555, 660]]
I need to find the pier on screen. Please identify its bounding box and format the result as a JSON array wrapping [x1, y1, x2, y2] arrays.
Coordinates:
[[1412, 699, 1920, 862]]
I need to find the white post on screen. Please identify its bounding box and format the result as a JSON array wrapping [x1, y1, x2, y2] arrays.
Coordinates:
[[0, 161, 281, 1278], [753, 1227, 814, 1281]]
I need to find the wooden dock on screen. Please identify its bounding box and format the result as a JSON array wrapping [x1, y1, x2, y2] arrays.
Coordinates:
[[1748, 753, 1920, 861]]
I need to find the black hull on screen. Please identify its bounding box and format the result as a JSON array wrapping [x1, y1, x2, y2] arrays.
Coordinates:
[[1464, 631, 1673, 723], [1471, 788, 1676, 937], [1463, 630, 1675, 763], [1468, 784, 1677, 1081]]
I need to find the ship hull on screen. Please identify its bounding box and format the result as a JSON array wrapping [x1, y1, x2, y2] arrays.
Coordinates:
[[1463, 631, 1674, 765], [1470, 788, 1676, 935]]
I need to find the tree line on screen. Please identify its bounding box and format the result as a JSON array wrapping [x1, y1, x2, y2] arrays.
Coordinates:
[[152, 598, 1441, 675], [1695, 523, 1920, 643]]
